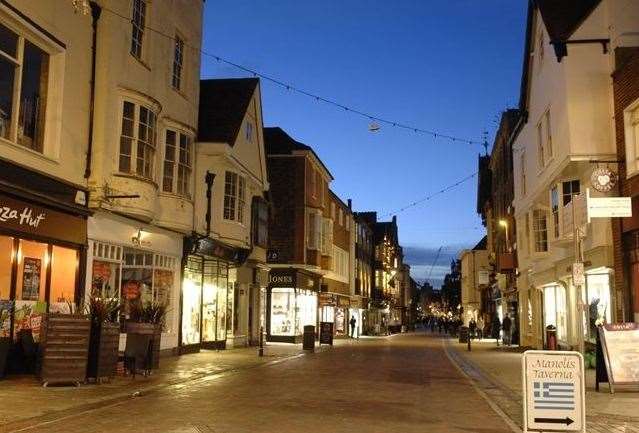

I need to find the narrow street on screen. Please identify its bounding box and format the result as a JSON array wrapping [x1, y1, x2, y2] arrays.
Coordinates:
[[7, 333, 514, 433]]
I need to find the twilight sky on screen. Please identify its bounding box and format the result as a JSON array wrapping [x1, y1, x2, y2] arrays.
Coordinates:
[[201, 1, 527, 287]]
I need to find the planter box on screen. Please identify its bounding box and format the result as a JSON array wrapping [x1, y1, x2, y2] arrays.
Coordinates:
[[125, 322, 161, 370], [0, 337, 10, 379], [39, 314, 91, 386], [86, 322, 119, 381]]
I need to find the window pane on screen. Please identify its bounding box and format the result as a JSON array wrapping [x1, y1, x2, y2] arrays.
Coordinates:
[[0, 56, 15, 140], [0, 236, 13, 301], [50, 246, 77, 310], [0, 23, 18, 58], [91, 259, 120, 299], [15, 240, 47, 302], [18, 41, 49, 152]]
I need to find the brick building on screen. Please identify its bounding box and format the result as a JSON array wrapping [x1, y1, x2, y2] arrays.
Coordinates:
[[611, 47, 639, 323]]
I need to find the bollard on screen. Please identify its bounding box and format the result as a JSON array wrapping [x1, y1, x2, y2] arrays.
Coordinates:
[[258, 325, 264, 357]]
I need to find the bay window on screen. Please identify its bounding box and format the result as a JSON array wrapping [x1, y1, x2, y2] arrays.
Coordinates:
[[119, 100, 157, 179], [162, 129, 192, 198], [0, 22, 49, 152], [223, 171, 246, 223]]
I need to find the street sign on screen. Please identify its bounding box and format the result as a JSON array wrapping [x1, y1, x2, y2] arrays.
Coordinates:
[[586, 188, 632, 222], [522, 350, 586, 432]]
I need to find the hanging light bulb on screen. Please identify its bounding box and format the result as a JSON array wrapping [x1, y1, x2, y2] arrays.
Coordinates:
[[368, 122, 380, 133], [72, 0, 91, 15]]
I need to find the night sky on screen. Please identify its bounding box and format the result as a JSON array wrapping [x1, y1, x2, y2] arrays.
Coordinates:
[[201, 1, 527, 287]]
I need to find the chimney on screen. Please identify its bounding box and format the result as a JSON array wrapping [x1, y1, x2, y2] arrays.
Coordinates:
[[347, 199, 352, 210], [392, 215, 397, 224]]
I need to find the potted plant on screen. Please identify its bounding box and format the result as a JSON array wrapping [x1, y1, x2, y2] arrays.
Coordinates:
[[39, 300, 91, 386], [86, 297, 120, 382], [126, 302, 168, 370], [0, 301, 13, 379]]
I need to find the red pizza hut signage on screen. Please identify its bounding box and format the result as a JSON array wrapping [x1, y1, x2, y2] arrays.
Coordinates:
[[0, 193, 86, 244]]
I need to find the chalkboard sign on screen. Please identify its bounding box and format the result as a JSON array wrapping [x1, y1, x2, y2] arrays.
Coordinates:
[[598, 323, 639, 393], [22, 257, 41, 301], [319, 321, 333, 346]]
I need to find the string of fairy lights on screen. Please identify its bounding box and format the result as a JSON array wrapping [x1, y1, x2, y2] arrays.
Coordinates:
[[82, 4, 487, 220]]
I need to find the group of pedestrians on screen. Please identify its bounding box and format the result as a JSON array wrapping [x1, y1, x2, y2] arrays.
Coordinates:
[[421, 313, 516, 346]]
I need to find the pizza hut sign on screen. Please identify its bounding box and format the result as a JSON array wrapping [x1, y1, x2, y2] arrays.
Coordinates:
[[0, 204, 46, 228]]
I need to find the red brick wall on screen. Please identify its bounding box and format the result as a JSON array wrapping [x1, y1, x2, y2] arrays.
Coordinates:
[[267, 156, 306, 264], [611, 48, 639, 320]]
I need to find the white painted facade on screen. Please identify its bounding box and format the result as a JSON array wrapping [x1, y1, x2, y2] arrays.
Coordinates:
[[194, 83, 269, 348], [513, 2, 639, 349]]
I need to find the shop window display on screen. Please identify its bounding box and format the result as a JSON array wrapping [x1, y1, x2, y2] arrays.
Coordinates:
[[335, 308, 345, 334], [543, 284, 567, 341], [583, 271, 612, 342], [182, 258, 202, 346], [49, 246, 78, 312], [271, 288, 295, 336]]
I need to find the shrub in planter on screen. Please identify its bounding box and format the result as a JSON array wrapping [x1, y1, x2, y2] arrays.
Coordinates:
[[126, 302, 168, 371], [86, 297, 121, 382]]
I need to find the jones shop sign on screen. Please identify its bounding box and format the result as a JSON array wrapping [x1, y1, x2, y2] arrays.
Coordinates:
[[269, 269, 296, 287], [0, 193, 86, 244], [522, 350, 585, 432]]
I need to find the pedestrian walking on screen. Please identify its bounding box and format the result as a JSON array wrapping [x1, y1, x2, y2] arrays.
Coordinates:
[[469, 318, 477, 340], [491, 316, 501, 346], [350, 315, 357, 338], [502, 315, 512, 346], [477, 316, 485, 340]]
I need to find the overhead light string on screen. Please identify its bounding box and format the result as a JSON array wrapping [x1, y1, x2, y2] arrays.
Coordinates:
[[99, 5, 484, 147]]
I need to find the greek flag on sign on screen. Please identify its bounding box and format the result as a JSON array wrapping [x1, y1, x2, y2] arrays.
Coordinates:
[[533, 382, 575, 410]]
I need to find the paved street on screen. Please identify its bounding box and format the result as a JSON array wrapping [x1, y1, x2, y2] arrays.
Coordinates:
[[4, 333, 514, 433]]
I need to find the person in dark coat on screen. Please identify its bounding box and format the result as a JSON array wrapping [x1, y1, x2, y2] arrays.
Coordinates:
[[469, 318, 477, 340], [502, 315, 512, 346], [491, 316, 501, 346], [349, 315, 357, 338]]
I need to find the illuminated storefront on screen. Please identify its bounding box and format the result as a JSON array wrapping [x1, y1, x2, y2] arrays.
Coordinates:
[[180, 236, 247, 351], [87, 213, 182, 351], [318, 292, 351, 337], [0, 192, 88, 345], [267, 268, 319, 343]]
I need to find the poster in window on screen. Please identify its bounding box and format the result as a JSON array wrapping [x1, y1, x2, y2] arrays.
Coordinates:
[[153, 269, 173, 305], [0, 300, 13, 338], [13, 300, 46, 342], [22, 257, 42, 301]]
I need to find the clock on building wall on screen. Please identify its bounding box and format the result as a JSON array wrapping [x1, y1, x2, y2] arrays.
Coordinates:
[[590, 167, 617, 193]]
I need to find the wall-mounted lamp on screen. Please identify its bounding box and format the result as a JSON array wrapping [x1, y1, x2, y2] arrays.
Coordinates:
[[498, 219, 510, 252]]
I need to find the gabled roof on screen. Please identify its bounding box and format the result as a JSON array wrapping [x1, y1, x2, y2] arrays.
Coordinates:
[[472, 236, 488, 251], [263, 127, 334, 180], [198, 78, 259, 144], [536, 0, 601, 43]]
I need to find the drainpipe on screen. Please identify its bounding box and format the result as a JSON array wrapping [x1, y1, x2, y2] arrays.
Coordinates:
[[84, 1, 101, 179]]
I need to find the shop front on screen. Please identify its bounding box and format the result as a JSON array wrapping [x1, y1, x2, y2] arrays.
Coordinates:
[[349, 296, 365, 338], [180, 236, 248, 352], [0, 184, 88, 374], [87, 212, 182, 352], [318, 292, 351, 337], [267, 268, 319, 343]]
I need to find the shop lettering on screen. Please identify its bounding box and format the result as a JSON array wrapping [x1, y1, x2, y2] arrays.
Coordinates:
[[270, 275, 293, 284], [530, 358, 576, 380], [0, 206, 46, 228]]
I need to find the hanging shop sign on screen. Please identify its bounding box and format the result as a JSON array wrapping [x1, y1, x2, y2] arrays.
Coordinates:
[[586, 189, 632, 221], [590, 168, 617, 193], [597, 323, 639, 394], [478, 270, 490, 285], [0, 193, 86, 244], [522, 350, 586, 432]]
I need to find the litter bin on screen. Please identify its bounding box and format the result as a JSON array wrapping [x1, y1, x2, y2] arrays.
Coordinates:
[[545, 325, 557, 350], [303, 325, 315, 351], [458, 326, 469, 343]]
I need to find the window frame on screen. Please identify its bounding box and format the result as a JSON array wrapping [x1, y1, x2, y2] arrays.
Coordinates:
[[223, 171, 247, 224], [0, 17, 64, 157], [131, 0, 147, 60], [624, 99, 639, 177], [532, 209, 549, 253], [520, 151, 527, 196], [162, 127, 193, 198], [171, 34, 184, 91], [117, 99, 158, 180]]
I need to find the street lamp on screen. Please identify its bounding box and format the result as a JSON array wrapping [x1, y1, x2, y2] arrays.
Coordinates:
[[498, 219, 510, 252]]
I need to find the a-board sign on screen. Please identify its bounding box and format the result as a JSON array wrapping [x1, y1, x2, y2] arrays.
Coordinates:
[[598, 323, 639, 393], [522, 351, 585, 432], [319, 321, 333, 346]]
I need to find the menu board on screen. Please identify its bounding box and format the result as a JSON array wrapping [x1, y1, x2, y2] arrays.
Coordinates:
[[599, 323, 639, 392], [14, 301, 47, 342], [22, 257, 42, 300]]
